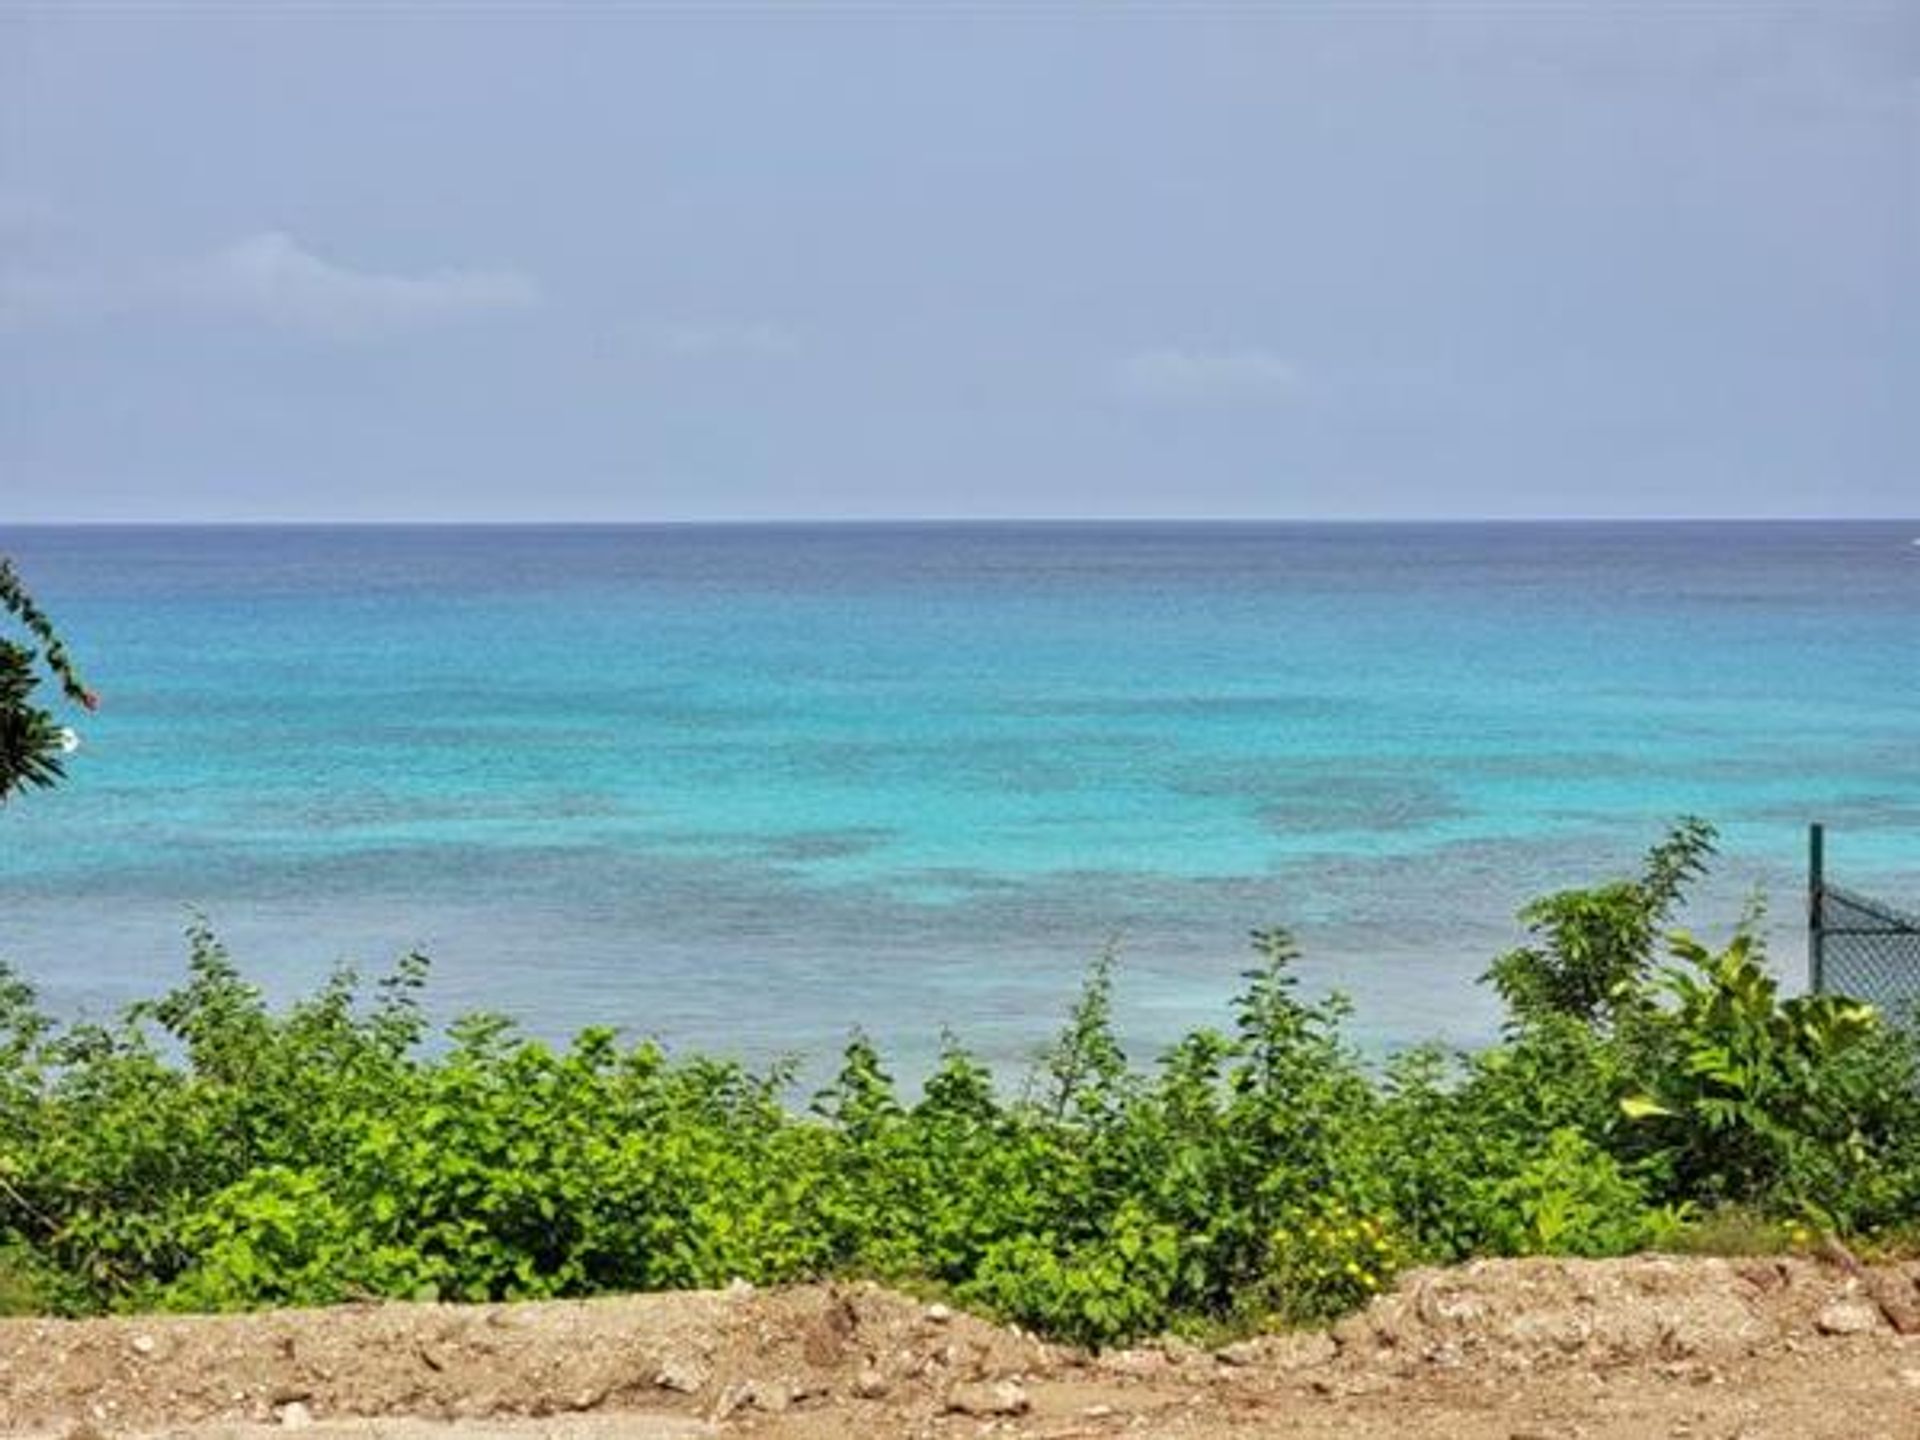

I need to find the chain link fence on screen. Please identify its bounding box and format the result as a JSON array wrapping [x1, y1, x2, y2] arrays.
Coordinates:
[[1810, 825, 1920, 1023]]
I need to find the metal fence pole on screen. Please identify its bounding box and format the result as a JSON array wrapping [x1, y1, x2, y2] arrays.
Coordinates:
[[1809, 821, 1825, 995]]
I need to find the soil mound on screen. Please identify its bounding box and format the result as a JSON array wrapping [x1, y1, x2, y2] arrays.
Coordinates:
[[5, 1256, 1919, 1438], [1333, 1254, 1920, 1368]]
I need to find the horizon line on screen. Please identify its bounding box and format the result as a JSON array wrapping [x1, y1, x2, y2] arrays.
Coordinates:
[[6, 515, 1918, 529]]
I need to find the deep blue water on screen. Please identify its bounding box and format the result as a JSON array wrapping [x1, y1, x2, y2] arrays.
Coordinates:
[[2, 522, 1916, 1074]]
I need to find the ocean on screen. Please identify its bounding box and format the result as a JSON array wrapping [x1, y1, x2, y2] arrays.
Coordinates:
[[2, 522, 1916, 1077]]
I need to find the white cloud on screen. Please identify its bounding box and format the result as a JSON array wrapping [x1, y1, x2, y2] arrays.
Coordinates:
[[177, 232, 539, 338], [1115, 347, 1303, 405], [1, 225, 539, 338], [649, 321, 798, 358]]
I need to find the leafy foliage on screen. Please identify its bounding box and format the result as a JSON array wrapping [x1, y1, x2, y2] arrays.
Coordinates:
[[1, 822, 1916, 1345], [1485, 817, 1716, 1029], [0, 557, 97, 805], [1621, 932, 1910, 1226], [1263, 1199, 1407, 1324]]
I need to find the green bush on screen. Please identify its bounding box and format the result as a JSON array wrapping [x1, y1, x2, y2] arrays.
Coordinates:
[[1621, 931, 1917, 1228], [962, 1202, 1185, 1346], [1480, 1128, 1658, 1258], [0, 557, 95, 805], [2, 822, 1917, 1344], [1262, 1199, 1407, 1324], [1484, 817, 1716, 1030]]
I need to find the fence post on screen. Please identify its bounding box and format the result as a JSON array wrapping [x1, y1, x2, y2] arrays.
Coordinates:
[[1809, 822, 1826, 994]]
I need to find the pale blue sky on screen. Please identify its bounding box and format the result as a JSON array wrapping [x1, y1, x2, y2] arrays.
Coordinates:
[[2, 5, 1914, 521]]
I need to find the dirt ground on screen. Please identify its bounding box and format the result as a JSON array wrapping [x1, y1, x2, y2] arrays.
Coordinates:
[[6, 1255, 1920, 1439]]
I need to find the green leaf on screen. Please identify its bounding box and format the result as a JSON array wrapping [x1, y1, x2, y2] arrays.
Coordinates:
[[1619, 1094, 1674, 1120]]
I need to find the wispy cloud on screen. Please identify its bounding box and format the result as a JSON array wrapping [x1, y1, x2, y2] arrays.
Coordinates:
[[1, 223, 539, 339], [179, 232, 539, 338], [1114, 347, 1304, 405]]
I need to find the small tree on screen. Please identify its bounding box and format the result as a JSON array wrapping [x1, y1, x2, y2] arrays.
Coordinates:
[[0, 558, 96, 805], [1484, 818, 1718, 1031]]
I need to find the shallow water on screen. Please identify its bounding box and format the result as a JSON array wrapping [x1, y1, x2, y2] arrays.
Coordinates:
[[3, 522, 1916, 1076]]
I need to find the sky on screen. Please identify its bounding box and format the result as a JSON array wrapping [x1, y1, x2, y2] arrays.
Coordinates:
[[1, 5, 1915, 522]]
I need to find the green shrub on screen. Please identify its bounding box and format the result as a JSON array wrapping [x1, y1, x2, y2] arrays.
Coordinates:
[[1485, 818, 1715, 1030], [1480, 1128, 1655, 1258], [961, 1202, 1185, 1347], [2, 822, 1917, 1345], [1263, 1199, 1406, 1325], [0, 557, 96, 805], [1621, 931, 1903, 1224], [1659, 1206, 1799, 1258], [0, 1247, 50, 1316]]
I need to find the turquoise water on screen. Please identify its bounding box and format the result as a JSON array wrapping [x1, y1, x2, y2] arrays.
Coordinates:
[[2, 522, 1916, 1073]]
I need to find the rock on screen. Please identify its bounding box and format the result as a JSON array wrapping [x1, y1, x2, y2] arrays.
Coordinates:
[[712, 1379, 794, 1418], [129, 1334, 156, 1356], [1101, 1347, 1170, 1377], [1269, 1333, 1339, 1372], [654, 1358, 711, 1394], [946, 1380, 1030, 1417], [277, 1401, 314, 1430], [1331, 1312, 1383, 1351], [803, 1298, 858, 1366], [1736, 1262, 1788, 1294], [1815, 1300, 1882, 1337], [724, 1277, 754, 1298], [1818, 1235, 1866, 1275], [1867, 1275, 1920, 1336], [1215, 1339, 1263, 1367], [923, 1302, 953, 1324], [1211, 1331, 1334, 1372], [852, 1366, 890, 1400], [745, 1379, 792, 1413], [451, 1393, 505, 1421]]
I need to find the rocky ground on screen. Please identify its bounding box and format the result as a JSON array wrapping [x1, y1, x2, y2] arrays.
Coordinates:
[[6, 1256, 1920, 1439]]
